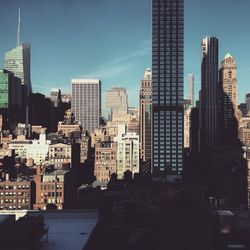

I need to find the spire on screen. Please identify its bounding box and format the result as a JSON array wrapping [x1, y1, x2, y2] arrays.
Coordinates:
[[16, 7, 21, 46]]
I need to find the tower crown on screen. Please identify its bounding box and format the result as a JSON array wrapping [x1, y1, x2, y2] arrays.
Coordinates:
[[224, 53, 233, 59]]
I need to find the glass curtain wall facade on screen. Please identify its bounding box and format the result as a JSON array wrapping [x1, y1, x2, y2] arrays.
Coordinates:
[[152, 0, 184, 175], [4, 44, 31, 98]]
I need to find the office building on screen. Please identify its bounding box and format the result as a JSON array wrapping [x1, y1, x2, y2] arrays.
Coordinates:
[[199, 37, 219, 149], [105, 87, 128, 120], [239, 117, 250, 146], [0, 176, 35, 210], [71, 79, 101, 133], [190, 107, 199, 154], [188, 73, 195, 106], [57, 109, 81, 138], [4, 9, 31, 98], [80, 131, 90, 164], [26, 129, 50, 164], [48, 143, 80, 170], [94, 141, 117, 181], [0, 69, 22, 130], [219, 53, 237, 111], [128, 117, 139, 135], [139, 68, 152, 162], [184, 100, 192, 148], [218, 53, 238, 144], [114, 125, 139, 179], [34, 166, 75, 210], [9, 129, 50, 163], [152, 0, 184, 174]]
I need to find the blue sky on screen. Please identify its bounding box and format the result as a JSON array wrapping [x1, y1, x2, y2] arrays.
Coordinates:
[[0, 0, 249, 111]]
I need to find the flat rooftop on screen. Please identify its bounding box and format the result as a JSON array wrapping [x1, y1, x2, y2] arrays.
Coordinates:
[[0, 210, 98, 250]]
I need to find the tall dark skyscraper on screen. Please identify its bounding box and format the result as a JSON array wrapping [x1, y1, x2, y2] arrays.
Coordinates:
[[152, 0, 184, 175], [199, 37, 218, 150]]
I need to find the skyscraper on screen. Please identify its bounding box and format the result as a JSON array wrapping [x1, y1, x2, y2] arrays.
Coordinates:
[[152, 0, 184, 175], [188, 73, 194, 106], [184, 99, 192, 148], [139, 68, 152, 163], [4, 8, 31, 98], [199, 37, 218, 149], [0, 69, 22, 130], [71, 79, 101, 133], [218, 53, 238, 144], [219, 53, 237, 111], [105, 87, 128, 120]]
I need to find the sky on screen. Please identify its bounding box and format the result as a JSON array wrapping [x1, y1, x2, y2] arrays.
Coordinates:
[[0, 0, 249, 113]]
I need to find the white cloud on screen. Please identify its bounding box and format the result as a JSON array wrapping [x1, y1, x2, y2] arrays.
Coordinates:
[[78, 39, 151, 80]]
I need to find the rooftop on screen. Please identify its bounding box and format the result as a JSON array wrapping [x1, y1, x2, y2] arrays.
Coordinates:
[[0, 210, 98, 250]]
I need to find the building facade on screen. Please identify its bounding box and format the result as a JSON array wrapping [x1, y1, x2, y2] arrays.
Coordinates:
[[188, 73, 195, 107], [94, 141, 117, 181], [218, 53, 238, 145], [184, 99, 192, 148], [219, 53, 237, 111], [139, 68, 152, 163], [0, 70, 22, 130], [57, 110, 81, 138], [71, 79, 101, 133], [199, 37, 219, 149], [152, 0, 184, 174], [115, 125, 139, 179], [34, 166, 74, 210], [4, 44, 31, 98], [239, 117, 250, 146], [105, 87, 128, 120], [0, 177, 35, 210]]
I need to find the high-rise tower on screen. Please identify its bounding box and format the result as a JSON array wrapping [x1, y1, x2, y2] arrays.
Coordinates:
[[105, 87, 128, 120], [139, 68, 152, 163], [4, 8, 32, 98], [152, 0, 184, 175], [71, 79, 101, 133], [188, 73, 194, 106], [217, 53, 238, 144], [199, 37, 218, 149], [219, 53, 237, 112]]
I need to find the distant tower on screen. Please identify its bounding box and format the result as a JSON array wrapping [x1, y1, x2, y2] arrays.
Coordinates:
[[50, 88, 62, 108], [4, 8, 32, 99], [139, 68, 152, 163], [71, 79, 101, 133], [188, 73, 195, 106], [199, 37, 218, 150], [105, 87, 128, 120]]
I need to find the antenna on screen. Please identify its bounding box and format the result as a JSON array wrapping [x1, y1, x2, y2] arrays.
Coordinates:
[[17, 7, 21, 46]]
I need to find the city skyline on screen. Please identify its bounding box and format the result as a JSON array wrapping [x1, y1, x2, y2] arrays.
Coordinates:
[[0, 0, 250, 108]]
